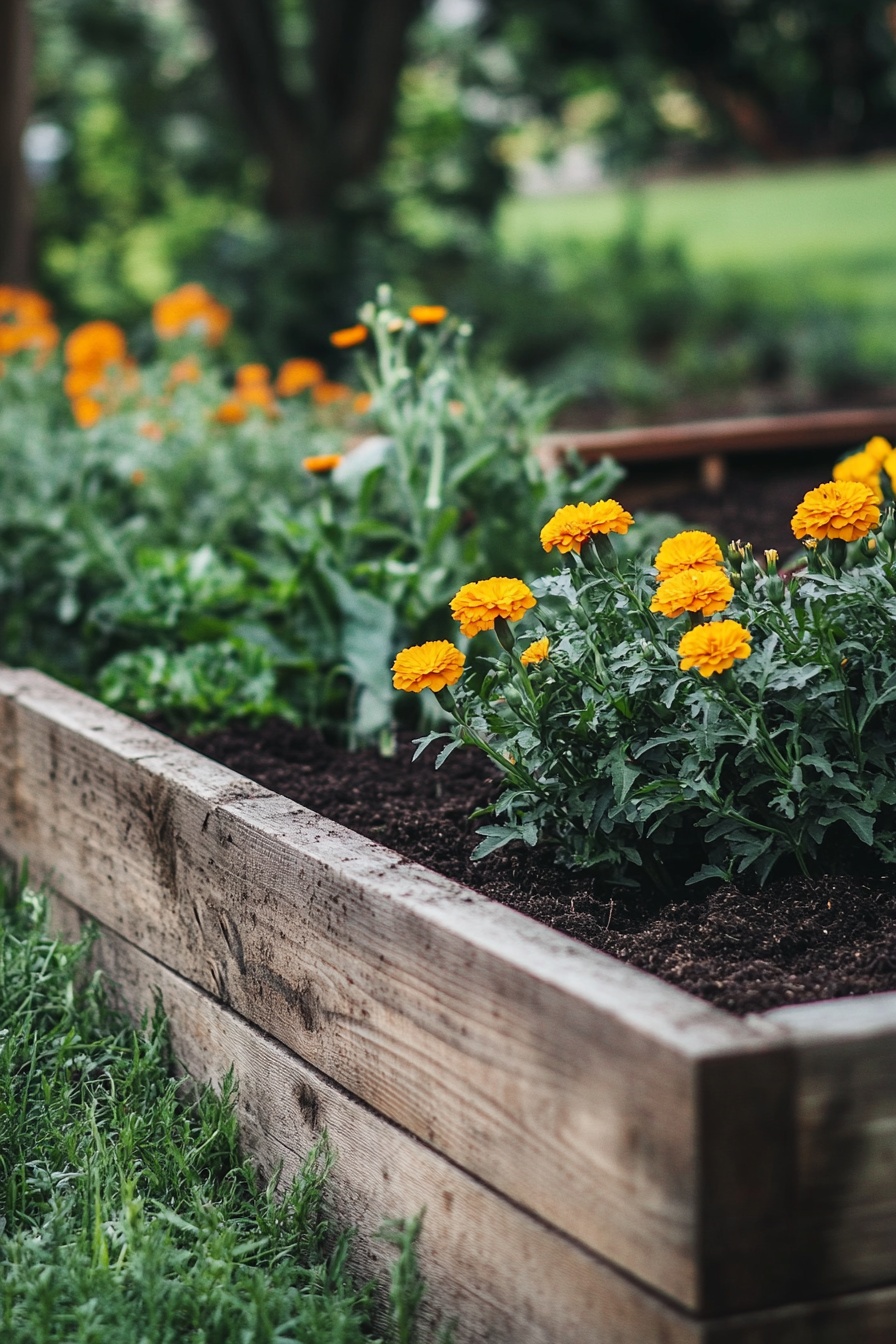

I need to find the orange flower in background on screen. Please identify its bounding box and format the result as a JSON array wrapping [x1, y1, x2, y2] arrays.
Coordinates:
[[409, 304, 448, 325], [64, 320, 127, 371], [540, 500, 634, 554], [329, 323, 367, 349], [520, 637, 550, 666], [352, 391, 373, 414], [650, 568, 734, 619], [130, 469, 147, 486], [153, 283, 231, 346], [653, 530, 724, 581], [138, 421, 163, 441], [168, 354, 202, 387], [792, 481, 880, 543], [833, 450, 884, 500], [450, 577, 536, 637], [302, 453, 343, 474], [392, 641, 465, 693], [865, 435, 892, 465], [235, 362, 270, 388], [64, 366, 102, 398], [0, 286, 52, 323], [213, 398, 247, 425], [312, 380, 352, 406], [70, 395, 104, 429], [275, 358, 325, 397], [678, 620, 752, 677]]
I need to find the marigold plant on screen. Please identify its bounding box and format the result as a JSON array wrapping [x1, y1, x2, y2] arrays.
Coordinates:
[[409, 483, 896, 894]]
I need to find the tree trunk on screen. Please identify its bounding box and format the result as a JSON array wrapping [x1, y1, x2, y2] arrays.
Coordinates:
[[194, 0, 423, 222], [0, 0, 33, 283]]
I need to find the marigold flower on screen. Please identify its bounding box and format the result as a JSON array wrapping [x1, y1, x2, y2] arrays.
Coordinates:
[[329, 323, 367, 349], [312, 380, 352, 406], [168, 354, 202, 387], [833, 450, 884, 500], [520, 637, 550, 665], [63, 366, 101, 398], [71, 395, 103, 428], [678, 620, 752, 677], [409, 304, 448, 325], [213, 398, 247, 425], [0, 287, 52, 323], [540, 500, 634, 554], [275, 358, 325, 396], [235, 362, 270, 387], [791, 481, 880, 542], [392, 641, 465, 693], [153, 283, 230, 345], [237, 383, 277, 411], [450, 577, 536, 637], [64, 320, 127, 370], [353, 391, 373, 414], [302, 453, 343, 474], [138, 421, 163, 441], [865, 435, 893, 465], [0, 318, 59, 359], [653, 529, 724, 580], [130, 469, 147, 486], [650, 567, 734, 619]]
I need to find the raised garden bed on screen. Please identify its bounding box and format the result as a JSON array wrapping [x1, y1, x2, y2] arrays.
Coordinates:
[[4, 666, 896, 1342]]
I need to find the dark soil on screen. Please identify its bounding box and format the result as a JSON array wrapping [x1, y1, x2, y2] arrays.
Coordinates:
[[184, 718, 896, 1017]]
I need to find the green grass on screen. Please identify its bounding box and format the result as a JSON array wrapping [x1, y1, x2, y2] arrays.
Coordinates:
[[0, 873, 434, 1344], [499, 160, 896, 336]]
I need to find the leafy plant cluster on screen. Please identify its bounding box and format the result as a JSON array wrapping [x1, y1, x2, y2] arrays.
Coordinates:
[[0, 872, 434, 1344], [0, 287, 640, 738], [412, 475, 896, 894]]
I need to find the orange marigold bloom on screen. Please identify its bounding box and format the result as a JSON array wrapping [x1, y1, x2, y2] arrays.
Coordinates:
[[791, 481, 880, 543], [235, 362, 270, 387], [540, 500, 634, 554], [138, 421, 163, 441], [392, 641, 465, 693], [832, 450, 883, 500], [352, 391, 373, 414], [520, 637, 550, 666], [237, 383, 277, 411], [168, 354, 202, 386], [64, 366, 102, 398], [312, 380, 352, 406], [0, 318, 60, 359], [0, 287, 52, 323], [130, 469, 147, 486], [302, 453, 343, 474], [329, 323, 367, 349], [865, 435, 892, 465], [409, 304, 448, 325], [450, 577, 536, 637], [153, 283, 231, 346], [275, 358, 325, 396], [650, 568, 734, 619], [64, 320, 127, 370], [653, 529, 724, 580], [71, 395, 104, 429], [678, 620, 752, 677], [213, 398, 247, 425]]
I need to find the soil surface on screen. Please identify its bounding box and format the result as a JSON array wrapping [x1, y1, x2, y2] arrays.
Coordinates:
[[184, 718, 896, 1017]]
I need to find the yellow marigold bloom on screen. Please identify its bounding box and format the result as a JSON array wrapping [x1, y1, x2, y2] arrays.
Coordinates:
[[653, 529, 724, 580], [650, 567, 734, 619], [450, 577, 536, 637], [312, 380, 352, 405], [884, 453, 896, 488], [520, 637, 550, 665], [275, 357, 325, 396], [64, 320, 127, 370], [153, 283, 230, 346], [237, 383, 277, 412], [352, 391, 373, 414], [392, 640, 465, 694], [213, 398, 247, 425], [865, 435, 892, 465], [71, 394, 103, 429], [168, 354, 202, 387], [409, 304, 448, 324], [329, 323, 367, 349], [540, 500, 634, 554], [791, 480, 880, 542], [0, 287, 52, 323], [302, 453, 343, 473], [678, 620, 752, 677], [833, 449, 883, 500], [235, 362, 270, 387]]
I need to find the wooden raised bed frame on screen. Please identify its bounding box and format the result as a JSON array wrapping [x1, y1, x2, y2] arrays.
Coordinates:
[[3, 667, 896, 1342]]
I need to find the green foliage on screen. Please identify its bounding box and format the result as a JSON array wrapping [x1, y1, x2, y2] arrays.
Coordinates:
[[0, 874, 432, 1343], [417, 497, 896, 894]]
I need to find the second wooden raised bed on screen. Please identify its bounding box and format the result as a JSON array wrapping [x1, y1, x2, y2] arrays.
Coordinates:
[[2, 666, 896, 1342]]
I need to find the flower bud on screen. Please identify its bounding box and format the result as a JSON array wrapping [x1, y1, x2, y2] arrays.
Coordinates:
[[726, 541, 745, 572], [883, 510, 896, 545], [583, 532, 618, 571], [765, 574, 785, 605], [494, 616, 516, 653], [764, 549, 779, 575], [376, 284, 393, 307]]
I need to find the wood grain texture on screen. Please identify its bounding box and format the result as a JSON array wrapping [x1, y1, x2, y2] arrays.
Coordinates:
[[48, 897, 896, 1344], [538, 405, 896, 467], [0, 667, 785, 1313]]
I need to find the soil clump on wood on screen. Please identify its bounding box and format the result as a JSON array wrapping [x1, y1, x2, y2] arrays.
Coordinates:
[[184, 718, 896, 1017]]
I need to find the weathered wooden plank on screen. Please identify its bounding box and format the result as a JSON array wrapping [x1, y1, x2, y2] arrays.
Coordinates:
[[49, 895, 702, 1344], [0, 666, 782, 1313], [539, 405, 896, 468], [48, 898, 896, 1344]]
